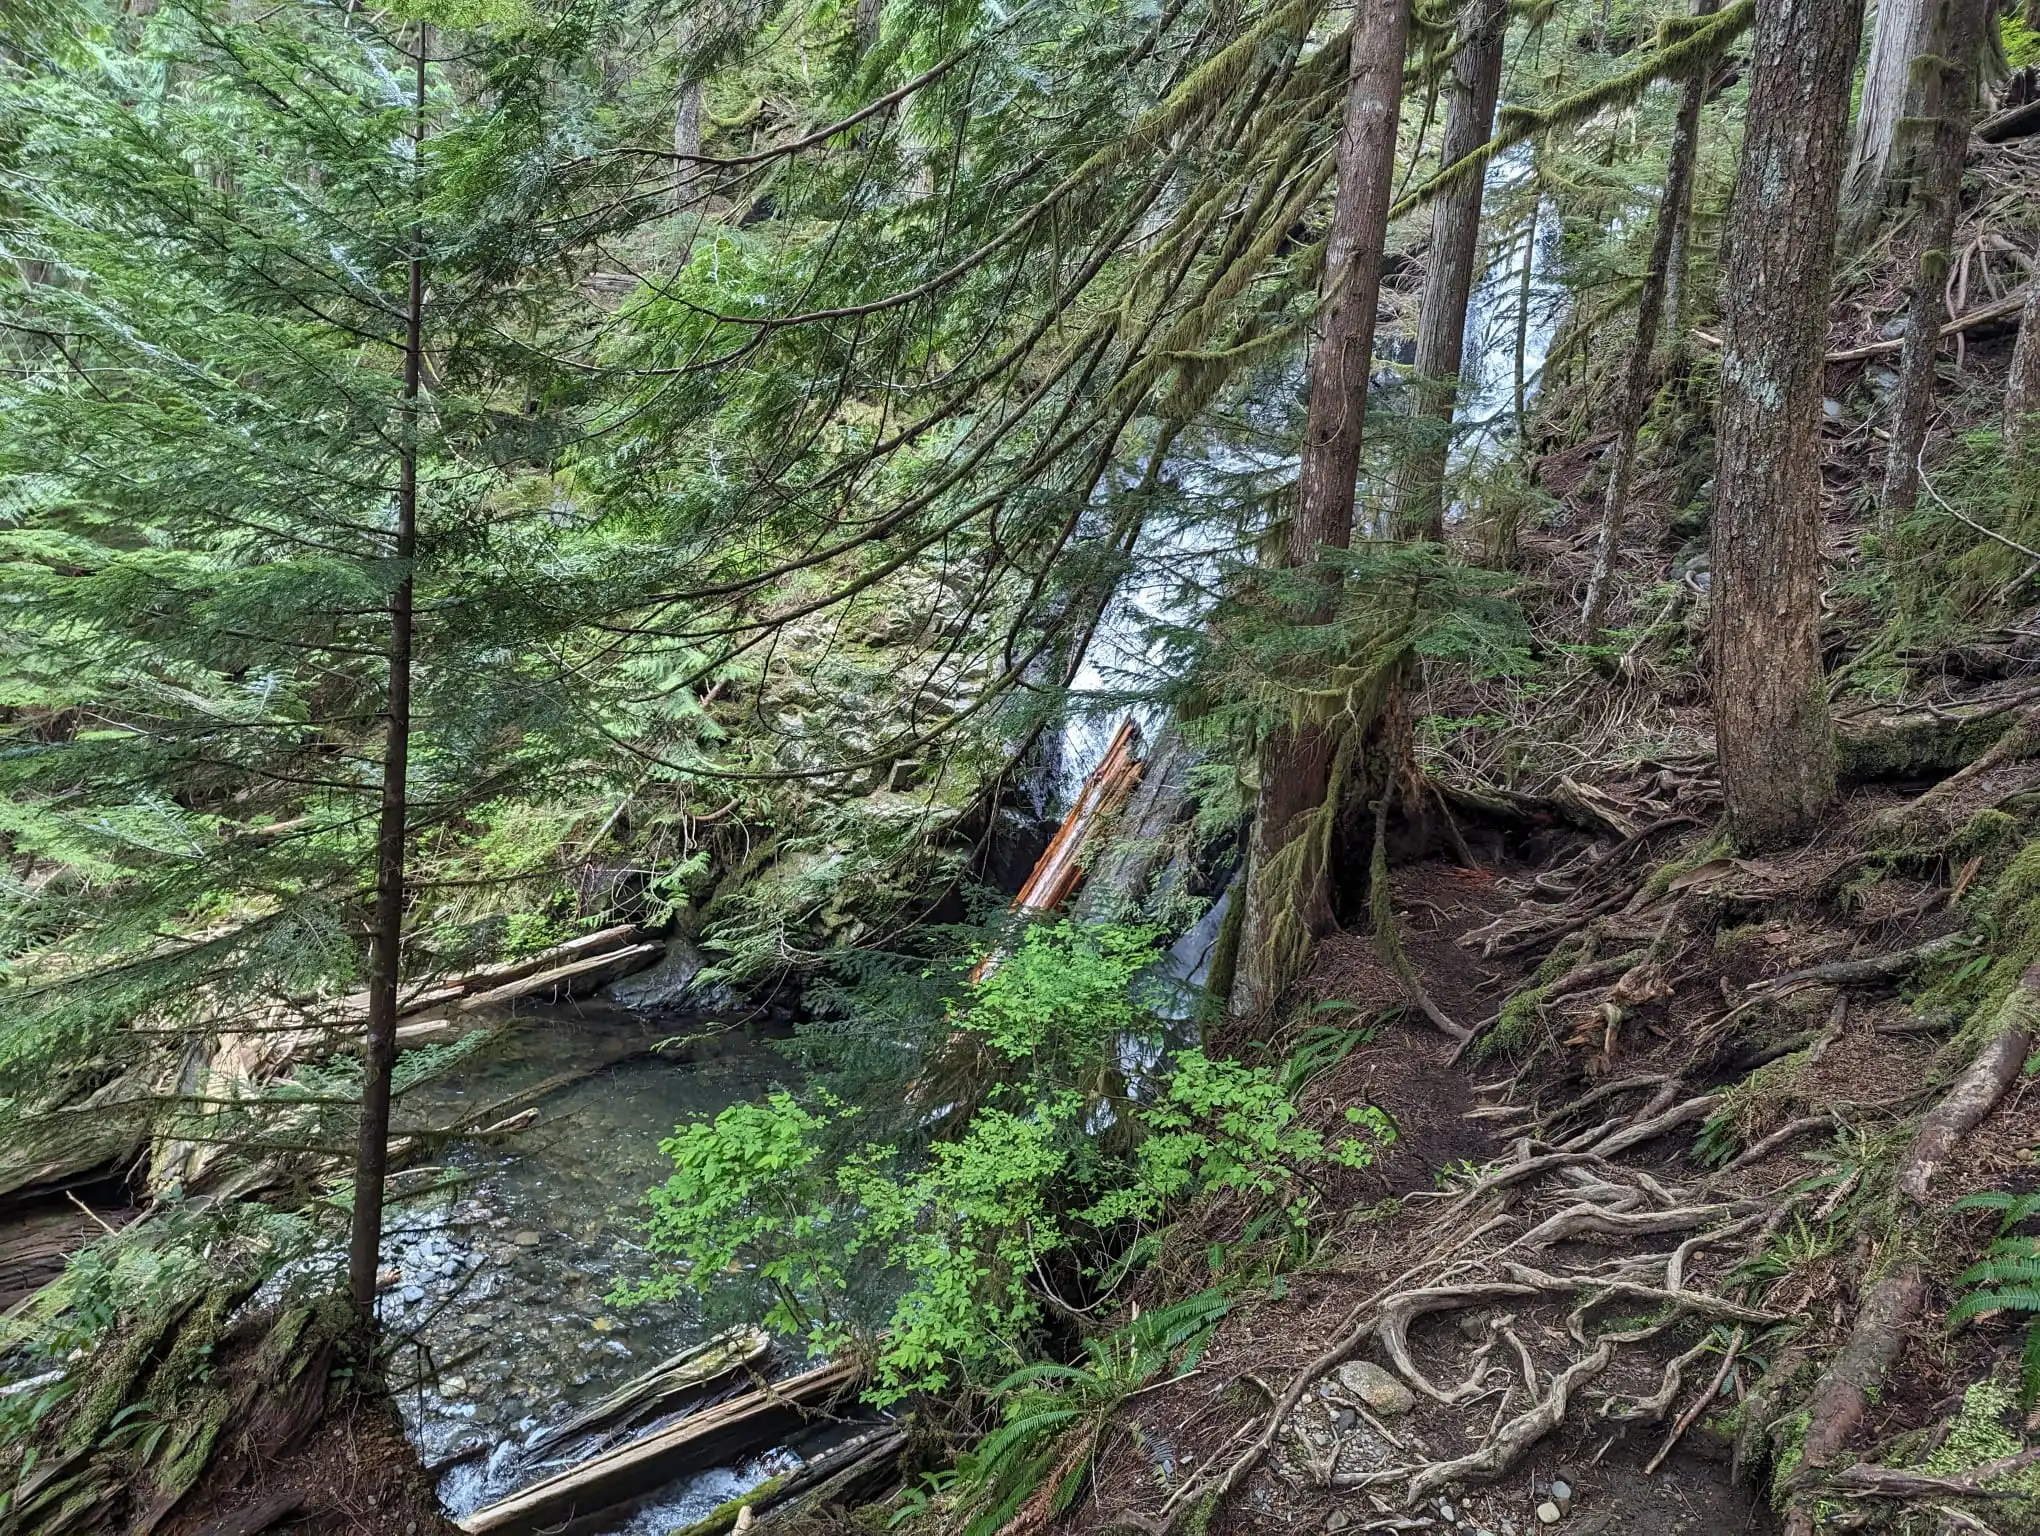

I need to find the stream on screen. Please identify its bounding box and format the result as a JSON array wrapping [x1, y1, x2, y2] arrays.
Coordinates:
[[377, 1002, 812, 1532], [370, 157, 1566, 1536]]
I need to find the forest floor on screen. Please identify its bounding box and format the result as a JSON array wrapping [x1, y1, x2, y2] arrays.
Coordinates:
[[161, 1388, 456, 1536], [1082, 768, 2040, 1535]]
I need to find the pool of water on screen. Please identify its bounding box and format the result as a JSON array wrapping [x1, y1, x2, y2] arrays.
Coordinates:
[[375, 1005, 798, 1521]]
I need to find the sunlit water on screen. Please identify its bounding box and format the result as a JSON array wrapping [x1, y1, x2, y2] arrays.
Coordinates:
[[375, 1006, 800, 1525]]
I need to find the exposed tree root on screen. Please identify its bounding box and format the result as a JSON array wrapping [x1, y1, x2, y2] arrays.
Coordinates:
[[1718, 1113, 1832, 1174], [1747, 931, 1977, 995], [1372, 796, 1471, 1044], [1641, 1326, 1742, 1475], [1589, 1092, 1720, 1157], [1897, 969, 2038, 1205], [1398, 1343, 1614, 1502], [1780, 1267, 1926, 1536], [1511, 1200, 1734, 1250]]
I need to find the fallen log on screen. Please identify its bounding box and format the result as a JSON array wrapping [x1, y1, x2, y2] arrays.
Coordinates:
[[524, 1328, 773, 1457], [1014, 720, 1143, 917], [1074, 722, 1195, 923], [396, 943, 663, 1048], [457, 1357, 864, 1536], [668, 1423, 906, 1536]]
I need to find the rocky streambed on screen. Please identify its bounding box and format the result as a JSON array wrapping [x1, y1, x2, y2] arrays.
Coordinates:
[[375, 1001, 809, 1531]]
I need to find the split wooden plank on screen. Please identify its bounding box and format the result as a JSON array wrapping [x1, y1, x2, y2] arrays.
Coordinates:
[[457, 1357, 864, 1536], [668, 1424, 906, 1536], [524, 1328, 773, 1457]]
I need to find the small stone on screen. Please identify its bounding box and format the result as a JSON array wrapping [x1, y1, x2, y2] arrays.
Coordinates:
[[1536, 1501, 1562, 1525], [1550, 1479, 1571, 1501], [1326, 1513, 1351, 1533], [1334, 1361, 1416, 1416], [1332, 1407, 1356, 1431], [1437, 1502, 1454, 1521], [511, 1230, 543, 1246]]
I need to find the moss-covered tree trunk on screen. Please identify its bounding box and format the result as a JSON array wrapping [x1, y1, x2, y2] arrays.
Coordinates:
[[1841, 0, 1930, 244], [1230, 0, 1410, 1018], [1578, 0, 1717, 637], [1879, 0, 1986, 525], [2007, 279, 2040, 457], [1709, 0, 1858, 849], [1394, 0, 1507, 542], [347, 29, 426, 1326]]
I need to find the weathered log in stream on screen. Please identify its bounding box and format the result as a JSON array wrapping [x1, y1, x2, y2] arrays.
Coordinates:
[[456, 1357, 866, 1536], [522, 1327, 773, 1458], [669, 1423, 907, 1536]]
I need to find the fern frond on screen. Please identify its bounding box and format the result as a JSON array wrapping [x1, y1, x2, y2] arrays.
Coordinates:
[[1949, 1285, 2040, 1328]]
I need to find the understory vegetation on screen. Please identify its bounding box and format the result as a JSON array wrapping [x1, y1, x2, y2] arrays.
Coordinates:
[[7, 0, 2040, 1534]]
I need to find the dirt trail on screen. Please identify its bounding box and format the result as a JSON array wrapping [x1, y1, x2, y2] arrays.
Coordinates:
[[1092, 844, 1796, 1535]]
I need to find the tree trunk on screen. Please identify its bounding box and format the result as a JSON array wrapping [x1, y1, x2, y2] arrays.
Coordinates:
[[673, 17, 703, 214], [1879, 0, 1986, 525], [1395, 0, 1507, 541], [1579, 0, 1718, 637], [1842, 0, 1931, 243], [2005, 278, 2040, 458], [347, 28, 425, 1326], [1230, 0, 1411, 1018], [1512, 197, 1539, 440], [1710, 0, 1859, 849]]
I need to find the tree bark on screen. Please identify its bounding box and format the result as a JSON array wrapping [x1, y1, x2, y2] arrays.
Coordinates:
[[1842, 0, 1932, 243], [347, 27, 425, 1326], [1580, 0, 1718, 637], [1395, 0, 1507, 541], [1779, 1267, 1926, 1536], [673, 17, 703, 214], [1879, 0, 1987, 525], [1230, 0, 1411, 1018], [1897, 960, 2039, 1204], [1709, 0, 1858, 849], [2005, 278, 2040, 457]]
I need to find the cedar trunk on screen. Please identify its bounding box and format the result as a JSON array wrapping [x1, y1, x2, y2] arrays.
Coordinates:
[[2007, 278, 2040, 457], [1230, 0, 1410, 1018], [347, 31, 425, 1325], [1879, 0, 1985, 523], [1579, 0, 1718, 636], [1709, 0, 1859, 848], [1841, 0, 1930, 242], [1395, 0, 1507, 541]]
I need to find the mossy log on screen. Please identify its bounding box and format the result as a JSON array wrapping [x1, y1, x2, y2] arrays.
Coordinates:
[[666, 1423, 905, 1536], [1834, 695, 2040, 784]]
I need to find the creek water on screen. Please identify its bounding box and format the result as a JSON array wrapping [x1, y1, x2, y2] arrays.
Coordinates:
[[373, 157, 1567, 1534], [377, 1003, 809, 1532]]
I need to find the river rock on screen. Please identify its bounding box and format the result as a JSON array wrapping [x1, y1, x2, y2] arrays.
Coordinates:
[[603, 936, 732, 1011], [1536, 1501, 1562, 1525], [1335, 1361, 1415, 1416]]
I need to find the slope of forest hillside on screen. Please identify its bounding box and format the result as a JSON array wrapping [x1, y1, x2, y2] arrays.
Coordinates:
[[5, 1, 2040, 1534]]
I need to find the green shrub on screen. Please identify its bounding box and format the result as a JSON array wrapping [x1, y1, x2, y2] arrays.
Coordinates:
[[620, 924, 1393, 1402]]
